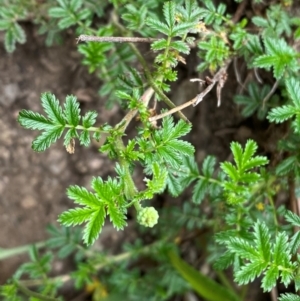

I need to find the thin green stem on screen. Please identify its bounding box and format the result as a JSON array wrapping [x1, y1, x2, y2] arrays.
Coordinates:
[[239, 284, 248, 301], [112, 135, 138, 200], [65, 125, 101, 132], [117, 87, 155, 132], [15, 281, 60, 301], [133, 200, 142, 211], [197, 174, 222, 185], [167, 164, 222, 186], [268, 194, 279, 233], [128, 42, 189, 123], [77, 20, 96, 34], [0, 241, 47, 260], [19, 240, 166, 288], [216, 270, 239, 295], [110, 13, 189, 123], [236, 208, 242, 232], [161, 35, 172, 74]]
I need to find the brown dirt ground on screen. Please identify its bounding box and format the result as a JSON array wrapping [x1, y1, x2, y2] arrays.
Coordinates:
[[0, 21, 275, 300], [0, 23, 123, 284]]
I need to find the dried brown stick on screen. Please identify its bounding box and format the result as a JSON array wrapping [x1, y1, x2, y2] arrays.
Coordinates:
[[233, 57, 246, 91], [270, 287, 278, 301], [77, 35, 158, 43], [262, 79, 279, 108], [232, 0, 248, 23], [149, 97, 198, 122], [149, 63, 229, 122], [77, 33, 189, 122], [118, 87, 155, 131]]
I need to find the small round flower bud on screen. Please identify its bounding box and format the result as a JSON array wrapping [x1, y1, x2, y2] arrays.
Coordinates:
[[137, 207, 159, 228]]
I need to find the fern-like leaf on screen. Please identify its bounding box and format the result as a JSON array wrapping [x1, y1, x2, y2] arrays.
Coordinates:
[[253, 38, 298, 79], [221, 139, 268, 204], [279, 294, 300, 301], [63, 95, 81, 126], [18, 92, 99, 151]]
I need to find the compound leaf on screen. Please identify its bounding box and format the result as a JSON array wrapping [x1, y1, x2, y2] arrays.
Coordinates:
[[163, 1, 175, 29], [253, 38, 298, 79]]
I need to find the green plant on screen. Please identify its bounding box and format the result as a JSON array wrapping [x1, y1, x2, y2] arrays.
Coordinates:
[[3, 0, 300, 300]]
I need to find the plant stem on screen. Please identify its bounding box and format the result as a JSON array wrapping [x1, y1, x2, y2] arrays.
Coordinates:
[[109, 12, 190, 123], [19, 240, 165, 288], [239, 284, 248, 301], [117, 87, 155, 131], [65, 125, 108, 132], [0, 241, 47, 260], [77, 26, 189, 123], [15, 281, 60, 301], [268, 194, 279, 233], [216, 270, 239, 294], [197, 175, 222, 185], [117, 138, 138, 200], [149, 96, 197, 122], [149, 61, 230, 122], [128, 42, 189, 122], [262, 79, 279, 108], [133, 201, 142, 212]]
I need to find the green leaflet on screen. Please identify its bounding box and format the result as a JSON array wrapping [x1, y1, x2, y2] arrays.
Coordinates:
[[268, 77, 300, 133], [48, 0, 91, 30], [279, 294, 300, 301], [224, 221, 295, 292], [18, 92, 100, 152], [59, 178, 127, 246]]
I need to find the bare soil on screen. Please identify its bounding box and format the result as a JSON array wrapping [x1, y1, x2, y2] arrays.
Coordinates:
[[0, 23, 121, 284]]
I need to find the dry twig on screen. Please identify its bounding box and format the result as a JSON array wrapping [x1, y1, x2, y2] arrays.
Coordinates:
[[77, 35, 158, 44], [262, 79, 279, 108], [77, 32, 189, 122], [149, 62, 230, 122]]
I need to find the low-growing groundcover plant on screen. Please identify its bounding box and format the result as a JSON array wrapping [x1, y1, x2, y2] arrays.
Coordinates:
[[2, 0, 300, 300]]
